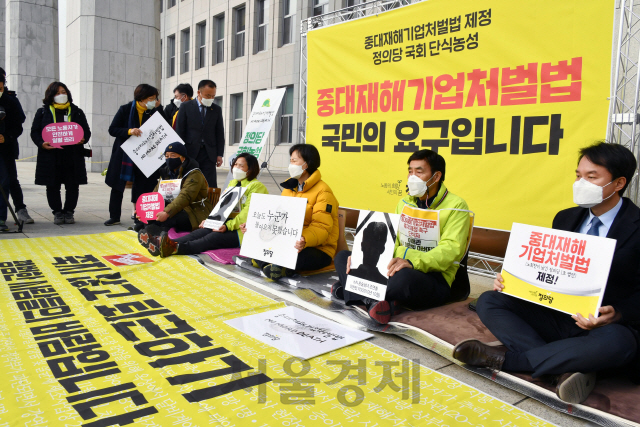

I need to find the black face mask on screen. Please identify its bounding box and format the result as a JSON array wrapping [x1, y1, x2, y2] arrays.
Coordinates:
[[166, 157, 182, 172]]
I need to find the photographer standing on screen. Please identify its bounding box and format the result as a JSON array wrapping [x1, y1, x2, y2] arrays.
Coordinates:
[[30, 82, 91, 225]]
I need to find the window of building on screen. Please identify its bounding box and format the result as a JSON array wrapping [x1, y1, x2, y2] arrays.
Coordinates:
[[180, 27, 190, 74], [255, 0, 268, 53], [234, 6, 246, 59], [251, 89, 266, 109], [282, 0, 296, 45], [214, 14, 225, 65], [231, 93, 244, 145], [167, 35, 176, 77], [313, 0, 328, 16], [168, 0, 176, 8], [214, 96, 223, 108], [279, 85, 294, 144], [196, 21, 206, 69]]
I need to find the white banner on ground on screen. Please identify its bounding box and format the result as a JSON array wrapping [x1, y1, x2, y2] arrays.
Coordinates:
[[501, 223, 616, 317], [236, 88, 286, 160], [240, 194, 306, 270], [203, 186, 246, 230], [121, 112, 183, 178], [225, 306, 373, 359], [345, 211, 401, 301]]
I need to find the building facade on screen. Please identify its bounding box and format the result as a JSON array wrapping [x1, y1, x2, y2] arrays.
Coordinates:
[[159, 0, 344, 171]]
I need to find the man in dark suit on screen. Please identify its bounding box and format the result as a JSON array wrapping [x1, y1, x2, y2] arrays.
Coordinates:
[[453, 142, 640, 404], [175, 80, 224, 188]]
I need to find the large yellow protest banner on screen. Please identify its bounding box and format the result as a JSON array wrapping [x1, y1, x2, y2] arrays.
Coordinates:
[[307, 0, 614, 230], [0, 232, 554, 425]]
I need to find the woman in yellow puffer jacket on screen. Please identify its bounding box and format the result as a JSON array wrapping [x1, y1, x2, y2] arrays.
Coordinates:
[[243, 144, 339, 280]]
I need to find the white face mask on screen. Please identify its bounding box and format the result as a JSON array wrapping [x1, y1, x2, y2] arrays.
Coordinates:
[[54, 94, 68, 104], [174, 99, 182, 109], [407, 173, 437, 198], [201, 97, 214, 107], [573, 178, 615, 208], [146, 100, 156, 110], [232, 167, 247, 181], [288, 162, 307, 179]]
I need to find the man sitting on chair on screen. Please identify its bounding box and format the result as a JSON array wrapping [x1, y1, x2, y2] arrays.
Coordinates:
[[453, 142, 640, 404], [332, 149, 471, 325]]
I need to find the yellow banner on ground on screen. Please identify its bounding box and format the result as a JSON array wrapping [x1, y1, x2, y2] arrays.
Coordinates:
[[0, 232, 552, 425], [307, 0, 614, 230]]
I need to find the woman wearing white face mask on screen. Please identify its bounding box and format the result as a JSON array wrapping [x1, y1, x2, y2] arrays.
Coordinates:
[[30, 82, 91, 225], [240, 144, 340, 280], [104, 84, 168, 228], [152, 153, 268, 257]]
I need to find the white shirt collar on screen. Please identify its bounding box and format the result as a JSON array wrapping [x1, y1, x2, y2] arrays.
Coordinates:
[[587, 196, 623, 230]]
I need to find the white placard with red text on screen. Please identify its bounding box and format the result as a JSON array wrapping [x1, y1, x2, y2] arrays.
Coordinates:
[[501, 223, 616, 316]]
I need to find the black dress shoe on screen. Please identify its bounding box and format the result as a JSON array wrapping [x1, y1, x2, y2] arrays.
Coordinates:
[[104, 218, 120, 226], [452, 339, 506, 371], [331, 281, 344, 300]]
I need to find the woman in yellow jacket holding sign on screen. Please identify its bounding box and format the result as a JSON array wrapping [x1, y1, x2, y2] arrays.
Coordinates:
[[242, 144, 340, 279]]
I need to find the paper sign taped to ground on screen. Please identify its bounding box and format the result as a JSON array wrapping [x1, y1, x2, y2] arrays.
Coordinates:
[[398, 205, 440, 252], [121, 112, 183, 178], [345, 211, 401, 301], [501, 222, 616, 316], [236, 88, 286, 160], [240, 193, 306, 269], [204, 186, 246, 230], [158, 179, 182, 204], [42, 122, 84, 147], [136, 192, 165, 224], [225, 306, 373, 359]]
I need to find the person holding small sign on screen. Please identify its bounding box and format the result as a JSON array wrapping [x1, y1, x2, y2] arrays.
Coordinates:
[[30, 82, 91, 225], [137, 142, 213, 256], [240, 144, 340, 279], [104, 84, 167, 227], [153, 153, 268, 258], [454, 142, 640, 404], [332, 149, 471, 325]]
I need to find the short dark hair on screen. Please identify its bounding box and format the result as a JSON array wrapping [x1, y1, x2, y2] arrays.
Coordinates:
[[198, 80, 217, 90], [133, 84, 159, 102], [174, 83, 194, 98], [0, 67, 5, 84], [407, 149, 446, 182], [289, 144, 321, 175], [233, 153, 260, 181], [43, 82, 73, 105], [579, 141, 637, 196]]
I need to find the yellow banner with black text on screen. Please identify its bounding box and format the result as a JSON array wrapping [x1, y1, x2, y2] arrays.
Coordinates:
[[307, 0, 614, 230], [0, 232, 553, 425]]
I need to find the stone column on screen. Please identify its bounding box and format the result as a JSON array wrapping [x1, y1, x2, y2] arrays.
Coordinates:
[[65, 0, 161, 172], [5, 0, 59, 161]]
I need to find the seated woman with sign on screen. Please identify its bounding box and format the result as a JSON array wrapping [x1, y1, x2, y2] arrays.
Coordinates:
[[104, 83, 167, 228], [332, 149, 471, 325], [30, 82, 91, 225], [240, 144, 340, 279], [138, 142, 213, 255], [152, 152, 268, 258]]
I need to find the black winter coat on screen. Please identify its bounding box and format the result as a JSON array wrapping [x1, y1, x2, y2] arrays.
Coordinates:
[[105, 102, 166, 190], [0, 91, 26, 160], [30, 104, 91, 186]]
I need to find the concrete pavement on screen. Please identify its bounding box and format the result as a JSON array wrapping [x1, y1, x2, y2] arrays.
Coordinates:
[[0, 162, 596, 426]]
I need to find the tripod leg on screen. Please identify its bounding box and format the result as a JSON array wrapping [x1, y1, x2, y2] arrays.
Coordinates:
[[0, 181, 23, 232]]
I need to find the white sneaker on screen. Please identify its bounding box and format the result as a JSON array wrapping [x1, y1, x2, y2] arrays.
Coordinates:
[[16, 209, 34, 224]]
